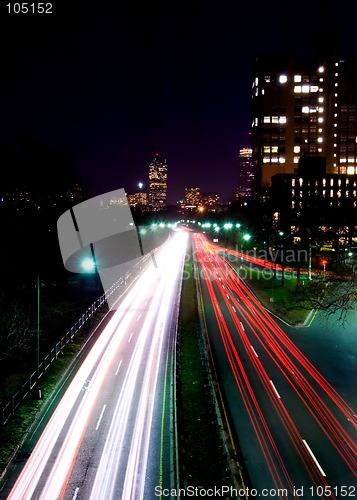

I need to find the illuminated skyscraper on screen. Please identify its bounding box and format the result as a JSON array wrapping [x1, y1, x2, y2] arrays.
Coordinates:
[[237, 148, 254, 200], [148, 153, 168, 210], [184, 187, 202, 208], [251, 19, 357, 198]]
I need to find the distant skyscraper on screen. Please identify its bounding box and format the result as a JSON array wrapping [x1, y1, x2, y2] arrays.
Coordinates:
[[184, 187, 202, 208], [237, 148, 254, 200], [148, 153, 168, 210]]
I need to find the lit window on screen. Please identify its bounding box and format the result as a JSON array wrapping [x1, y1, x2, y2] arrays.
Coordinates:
[[279, 116, 287, 124], [330, 190, 333, 197], [271, 157, 278, 163], [318, 107, 324, 113], [264, 116, 271, 123], [318, 148, 322, 153], [263, 146, 271, 153], [318, 117, 324, 123], [318, 97, 324, 103], [318, 137, 323, 143], [263, 157, 270, 163], [302, 106, 310, 113], [294, 75, 302, 82], [335, 73, 338, 77], [294, 86, 301, 93], [279, 75, 288, 83], [302, 85, 310, 93], [330, 179, 334, 186], [347, 166, 355, 175], [271, 146, 278, 153], [272, 116, 279, 123], [348, 157, 355, 163], [294, 146, 300, 153], [318, 66, 324, 73], [299, 178, 303, 186], [279, 157, 285, 163], [264, 75, 271, 82], [294, 157, 299, 163], [292, 179, 296, 186], [323, 179, 326, 186], [310, 86, 319, 92]]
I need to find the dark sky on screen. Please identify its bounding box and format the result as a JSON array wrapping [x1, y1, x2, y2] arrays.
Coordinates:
[[1, 0, 357, 204]]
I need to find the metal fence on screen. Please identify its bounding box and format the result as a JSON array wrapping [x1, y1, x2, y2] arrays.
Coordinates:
[[0, 275, 126, 430], [0, 252, 154, 431]]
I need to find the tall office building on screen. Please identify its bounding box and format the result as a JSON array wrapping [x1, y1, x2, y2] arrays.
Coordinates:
[[251, 24, 357, 198], [184, 187, 202, 208], [236, 148, 254, 200], [148, 153, 168, 210]]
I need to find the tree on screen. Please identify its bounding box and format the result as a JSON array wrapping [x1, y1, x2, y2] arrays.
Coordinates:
[[287, 273, 357, 324], [0, 298, 36, 400]]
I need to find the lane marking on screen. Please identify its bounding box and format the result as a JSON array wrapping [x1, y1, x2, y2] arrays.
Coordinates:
[[128, 331, 134, 343], [303, 439, 326, 477], [115, 359, 122, 376], [232, 306, 236, 313], [250, 345, 258, 357], [72, 487, 79, 500], [270, 380, 281, 399], [240, 322, 245, 331], [137, 313, 142, 321], [95, 405, 107, 431]]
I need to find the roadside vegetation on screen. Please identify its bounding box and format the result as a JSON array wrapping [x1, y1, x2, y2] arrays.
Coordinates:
[[0, 308, 106, 481], [176, 242, 233, 489]]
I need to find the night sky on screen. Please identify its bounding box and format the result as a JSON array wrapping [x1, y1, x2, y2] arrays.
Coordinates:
[[1, 0, 357, 204]]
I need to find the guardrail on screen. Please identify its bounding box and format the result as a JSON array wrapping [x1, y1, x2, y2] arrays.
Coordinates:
[[0, 261, 145, 431]]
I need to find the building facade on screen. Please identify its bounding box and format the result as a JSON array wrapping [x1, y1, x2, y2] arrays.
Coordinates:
[[251, 43, 357, 197], [184, 187, 202, 210], [271, 158, 357, 247], [148, 153, 168, 210]]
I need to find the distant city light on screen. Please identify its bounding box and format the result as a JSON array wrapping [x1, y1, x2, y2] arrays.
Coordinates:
[[138, 182, 143, 189]]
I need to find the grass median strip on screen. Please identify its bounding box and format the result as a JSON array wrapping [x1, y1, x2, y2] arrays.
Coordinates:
[[176, 242, 232, 489]]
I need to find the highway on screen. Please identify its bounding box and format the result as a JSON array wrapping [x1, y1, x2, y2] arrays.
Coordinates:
[[193, 232, 357, 500], [6, 230, 188, 500]]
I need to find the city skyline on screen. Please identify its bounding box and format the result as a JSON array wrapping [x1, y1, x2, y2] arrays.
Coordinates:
[[2, 2, 357, 204]]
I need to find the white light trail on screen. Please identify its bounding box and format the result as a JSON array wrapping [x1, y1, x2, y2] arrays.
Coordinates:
[[8, 232, 188, 500]]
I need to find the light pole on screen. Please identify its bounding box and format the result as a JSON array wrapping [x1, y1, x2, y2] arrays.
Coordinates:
[[36, 271, 41, 399]]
